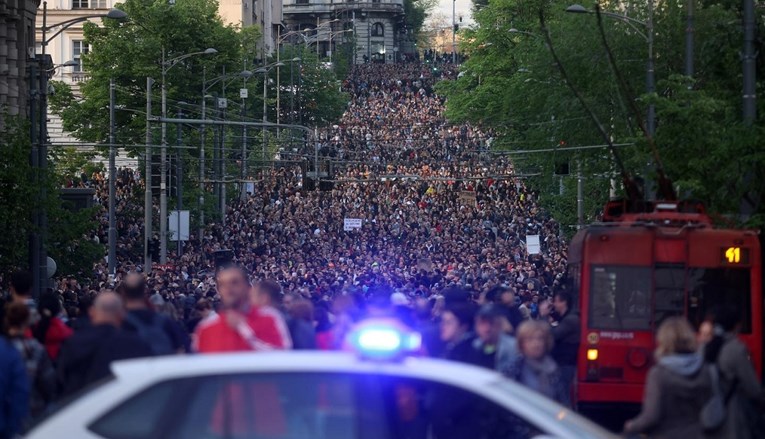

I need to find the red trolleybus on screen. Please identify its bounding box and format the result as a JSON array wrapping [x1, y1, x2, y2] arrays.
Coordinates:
[[569, 199, 762, 409]]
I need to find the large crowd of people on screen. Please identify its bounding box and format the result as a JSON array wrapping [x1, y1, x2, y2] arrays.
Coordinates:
[[1, 62, 762, 438]]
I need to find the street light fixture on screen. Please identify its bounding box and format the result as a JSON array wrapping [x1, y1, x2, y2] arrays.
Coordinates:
[[157, 47, 216, 264], [31, 3, 113, 297], [39, 1, 128, 55], [565, 2, 655, 136]]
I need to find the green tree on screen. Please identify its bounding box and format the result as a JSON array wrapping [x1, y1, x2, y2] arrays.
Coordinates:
[[0, 117, 103, 278], [55, 0, 245, 147], [437, 0, 765, 227]]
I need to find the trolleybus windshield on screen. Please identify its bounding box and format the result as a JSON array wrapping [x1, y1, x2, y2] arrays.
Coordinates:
[[687, 267, 752, 334], [588, 265, 752, 334], [589, 266, 652, 330]]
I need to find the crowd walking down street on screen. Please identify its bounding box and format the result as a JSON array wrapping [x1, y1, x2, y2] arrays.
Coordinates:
[[1, 62, 763, 438]]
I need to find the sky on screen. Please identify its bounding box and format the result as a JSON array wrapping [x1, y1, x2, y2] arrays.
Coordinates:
[[431, 0, 474, 28]]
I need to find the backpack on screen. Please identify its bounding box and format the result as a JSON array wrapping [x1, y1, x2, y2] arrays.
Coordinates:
[[700, 364, 737, 432], [125, 313, 175, 356]]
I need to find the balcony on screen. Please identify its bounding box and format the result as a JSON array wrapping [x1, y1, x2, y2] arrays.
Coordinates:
[[283, 0, 404, 16]]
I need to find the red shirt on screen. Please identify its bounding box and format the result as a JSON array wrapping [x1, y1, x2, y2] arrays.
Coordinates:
[[42, 318, 73, 361], [195, 306, 292, 353]]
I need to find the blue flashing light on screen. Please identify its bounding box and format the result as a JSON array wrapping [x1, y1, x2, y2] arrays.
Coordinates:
[[358, 328, 402, 352], [350, 320, 422, 360]]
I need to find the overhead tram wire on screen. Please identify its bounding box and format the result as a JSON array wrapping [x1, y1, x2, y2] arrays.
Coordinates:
[[593, 5, 675, 201], [538, 7, 643, 204]]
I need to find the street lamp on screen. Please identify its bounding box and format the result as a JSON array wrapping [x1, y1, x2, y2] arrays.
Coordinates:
[[158, 47, 217, 264], [565, 2, 655, 136], [328, 29, 353, 65], [39, 1, 127, 56], [32, 3, 126, 296], [254, 62, 284, 163]]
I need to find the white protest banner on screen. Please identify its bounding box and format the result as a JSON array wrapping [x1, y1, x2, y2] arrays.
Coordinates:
[[526, 234, 541, 255], [169, 210, 190, 241], [344, 218, 363, 231]]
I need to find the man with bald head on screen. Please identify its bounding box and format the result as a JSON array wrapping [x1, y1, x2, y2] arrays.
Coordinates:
[[57, 292, 152, 398]]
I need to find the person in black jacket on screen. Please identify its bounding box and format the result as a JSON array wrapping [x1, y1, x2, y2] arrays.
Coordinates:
[[57, 292, 151, 398], [486, 285, 524, 335], [540, 289, 580, 407], [439, 303, 476, 364]]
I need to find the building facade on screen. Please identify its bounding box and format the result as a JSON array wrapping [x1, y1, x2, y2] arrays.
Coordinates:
[[0, 0, 40, 124], [218, 0, 282, 58], [282, 0, 407, 64]]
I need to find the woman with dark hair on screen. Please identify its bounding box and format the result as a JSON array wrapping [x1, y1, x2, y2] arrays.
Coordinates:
[[703, 305, 764, 439], [439, 303, 476, 364], [32, 293, 72, 363]]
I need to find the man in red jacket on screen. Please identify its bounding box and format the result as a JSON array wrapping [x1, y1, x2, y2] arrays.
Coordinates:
[[195, 267, 291, 353]]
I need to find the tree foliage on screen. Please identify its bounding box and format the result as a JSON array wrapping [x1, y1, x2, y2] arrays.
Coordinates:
[[437, 0, 765, 228], [0, 117, 102, 279]]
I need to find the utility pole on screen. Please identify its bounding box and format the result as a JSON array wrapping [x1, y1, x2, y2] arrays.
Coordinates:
[[685, 0, 694, 79], [241, 81, 248, 201], [159, 48, 168, 264], [108, 78, 117, 278], [646, 0, 655, 136], [199, 69, 206, 258], [176, 106, 183, 258], [743, 0, 756, 125], [452, 0, 456, 63], [262, 69, 268, 161], [144, 77, 153, 272], [577, 160, 584, 229], [29, 59, 41, 298]]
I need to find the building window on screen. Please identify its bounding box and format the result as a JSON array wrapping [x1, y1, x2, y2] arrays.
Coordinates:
[[72, 0, 108, 8], [371, 22, 384, 37], [73, 40, 90, 72], [295, 0, 309, 4]]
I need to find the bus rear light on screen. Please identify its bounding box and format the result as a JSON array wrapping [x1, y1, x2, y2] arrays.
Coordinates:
[[587, 349, 599, 361]]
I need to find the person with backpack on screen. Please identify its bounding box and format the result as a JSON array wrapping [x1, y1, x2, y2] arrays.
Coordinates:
[[120, 273, 184, 356], [56, 292, 151, 398], [623, 317, 713, 438], [703, 305, 764, 439]]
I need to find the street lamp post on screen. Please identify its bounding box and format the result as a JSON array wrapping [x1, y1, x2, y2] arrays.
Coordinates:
[[34, 3, 125, 296], [452, 0, 457, 63], [566, 2, 655, 136], [255, 62, 285, 163], [159, 47, 216, 264], [108, 78, 117, 278], [328, 29, 353, 65]]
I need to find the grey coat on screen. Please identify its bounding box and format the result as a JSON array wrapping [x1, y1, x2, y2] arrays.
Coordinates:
[[708, 335, 764, 439], [625, 353, 713, 439]]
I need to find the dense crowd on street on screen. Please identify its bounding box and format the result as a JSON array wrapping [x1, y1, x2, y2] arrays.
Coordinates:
[[1, 62, 763, 438]]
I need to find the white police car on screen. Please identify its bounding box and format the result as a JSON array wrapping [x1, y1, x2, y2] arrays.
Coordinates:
[[26, 323, 616, 439]]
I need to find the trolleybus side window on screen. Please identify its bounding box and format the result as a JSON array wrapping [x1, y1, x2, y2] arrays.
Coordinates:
[[653, 264, 686, 327], [589, 266, 652, 330], [687, 268, 752, 334]]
